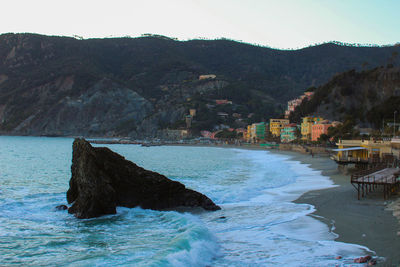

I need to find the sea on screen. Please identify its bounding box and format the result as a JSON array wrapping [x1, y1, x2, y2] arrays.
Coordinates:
[[0, 136, 372, 266]]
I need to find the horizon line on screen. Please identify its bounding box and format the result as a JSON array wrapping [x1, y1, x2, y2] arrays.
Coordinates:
[[1, 31, 400, 51]]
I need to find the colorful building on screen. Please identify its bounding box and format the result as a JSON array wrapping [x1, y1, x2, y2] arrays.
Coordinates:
[[269, 119, 289, 137], [280, 123, 298, 143], [301, 116, 323, 141], [285, 98, 303, 118], [247, 122, 267, 143], [311, 121, 332, 141], [284, 91, 314, 119], [246, 125, 252, 142]]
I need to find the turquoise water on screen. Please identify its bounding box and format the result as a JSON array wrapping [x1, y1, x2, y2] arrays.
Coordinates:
[[0, 136, 371, 266]]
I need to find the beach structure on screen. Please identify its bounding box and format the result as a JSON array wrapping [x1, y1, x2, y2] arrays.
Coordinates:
[[332, 139, 392, 164], [351, 167, 400, 200], [391, 138, 400, 158], [280, 123, 298, 143], [269, 119, 289, 137], [311, 121, 332, 141], [301, 116, 323, 141]]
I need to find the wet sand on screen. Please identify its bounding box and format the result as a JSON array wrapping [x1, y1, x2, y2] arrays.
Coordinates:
[[273, 151, 400, 266]]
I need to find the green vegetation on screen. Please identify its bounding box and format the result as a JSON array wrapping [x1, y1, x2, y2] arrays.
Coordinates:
[[215, 129, 237, 139], [367, 96, 400, 128], [327, 117, 360, 142], [289, 66, 400, 130], [1, 33, 400, 136]]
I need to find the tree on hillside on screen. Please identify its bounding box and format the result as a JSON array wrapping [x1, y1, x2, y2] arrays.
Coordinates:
[[327, 117, 359, 142], [215, 129, 237, 139]]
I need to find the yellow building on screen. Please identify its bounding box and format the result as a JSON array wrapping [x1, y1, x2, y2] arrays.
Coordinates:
[[269, 119, 289, 137], [246, 123, 267, 143], [301, 117, 323, 141], [332, 139, 392, 163], [246, 125, 252, 142]]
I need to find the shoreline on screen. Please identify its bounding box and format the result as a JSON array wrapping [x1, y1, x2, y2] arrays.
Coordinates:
[[2, 136, 399, 264], [167, 142, 400, 264], [270, 150, 400, 266]]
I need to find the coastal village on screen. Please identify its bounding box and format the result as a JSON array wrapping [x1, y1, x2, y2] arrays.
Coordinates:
[[162, 78, 400, 205], [2, 34, 400, 265], [173, 78, 399, 166], [1, 0, 400, 264]]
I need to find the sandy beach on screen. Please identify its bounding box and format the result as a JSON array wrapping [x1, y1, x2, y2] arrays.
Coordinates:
[[272, 150, 400, 266], [129, 142, 400, 264], [175, 143, 400, 264]]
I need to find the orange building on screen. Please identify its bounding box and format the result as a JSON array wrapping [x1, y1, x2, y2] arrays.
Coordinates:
[[311, 122, 332, 141]]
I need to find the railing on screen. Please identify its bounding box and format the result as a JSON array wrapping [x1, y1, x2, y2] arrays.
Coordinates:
[[351, 165, 386, 182], [336, 140, 362, 146], [331, 155, 369, 163]]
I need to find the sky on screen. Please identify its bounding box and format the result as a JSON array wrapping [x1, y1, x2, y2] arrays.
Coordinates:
[[1, 0, 399, 49]]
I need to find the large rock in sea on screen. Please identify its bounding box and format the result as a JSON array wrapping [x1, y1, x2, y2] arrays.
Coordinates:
[[66, 139, 220, 218]]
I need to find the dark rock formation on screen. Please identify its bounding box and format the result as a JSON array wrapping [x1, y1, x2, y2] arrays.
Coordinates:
[[55, 204, 68, 211], [66, 139, 220, 219]]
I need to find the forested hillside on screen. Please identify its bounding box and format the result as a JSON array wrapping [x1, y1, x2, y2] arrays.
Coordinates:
[[290, 66, 400, 130], [0, 33, 399, 137]]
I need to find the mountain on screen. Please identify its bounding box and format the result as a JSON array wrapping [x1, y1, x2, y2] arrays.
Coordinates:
[[289, 66, 400, 129], [0, 33, 399, 137]]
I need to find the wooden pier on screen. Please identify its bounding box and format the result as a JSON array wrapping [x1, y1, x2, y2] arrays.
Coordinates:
[[351, 167, 400, 200]]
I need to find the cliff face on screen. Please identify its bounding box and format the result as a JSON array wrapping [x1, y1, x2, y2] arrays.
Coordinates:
[[0, 33, 399, 137], [290, 66, 400, 128]]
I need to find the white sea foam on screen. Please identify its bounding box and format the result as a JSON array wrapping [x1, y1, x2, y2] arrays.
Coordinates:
[[199, 149, 372, 266], [0, 137, 374, 266]]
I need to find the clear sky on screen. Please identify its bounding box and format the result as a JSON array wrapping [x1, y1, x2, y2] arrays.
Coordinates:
[[1, 0, 399, 49]]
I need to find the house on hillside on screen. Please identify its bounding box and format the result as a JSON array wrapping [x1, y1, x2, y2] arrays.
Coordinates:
[[199, 74, 216, 80], [284, 91, 315, 119], [215, 99, 232, 105]]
